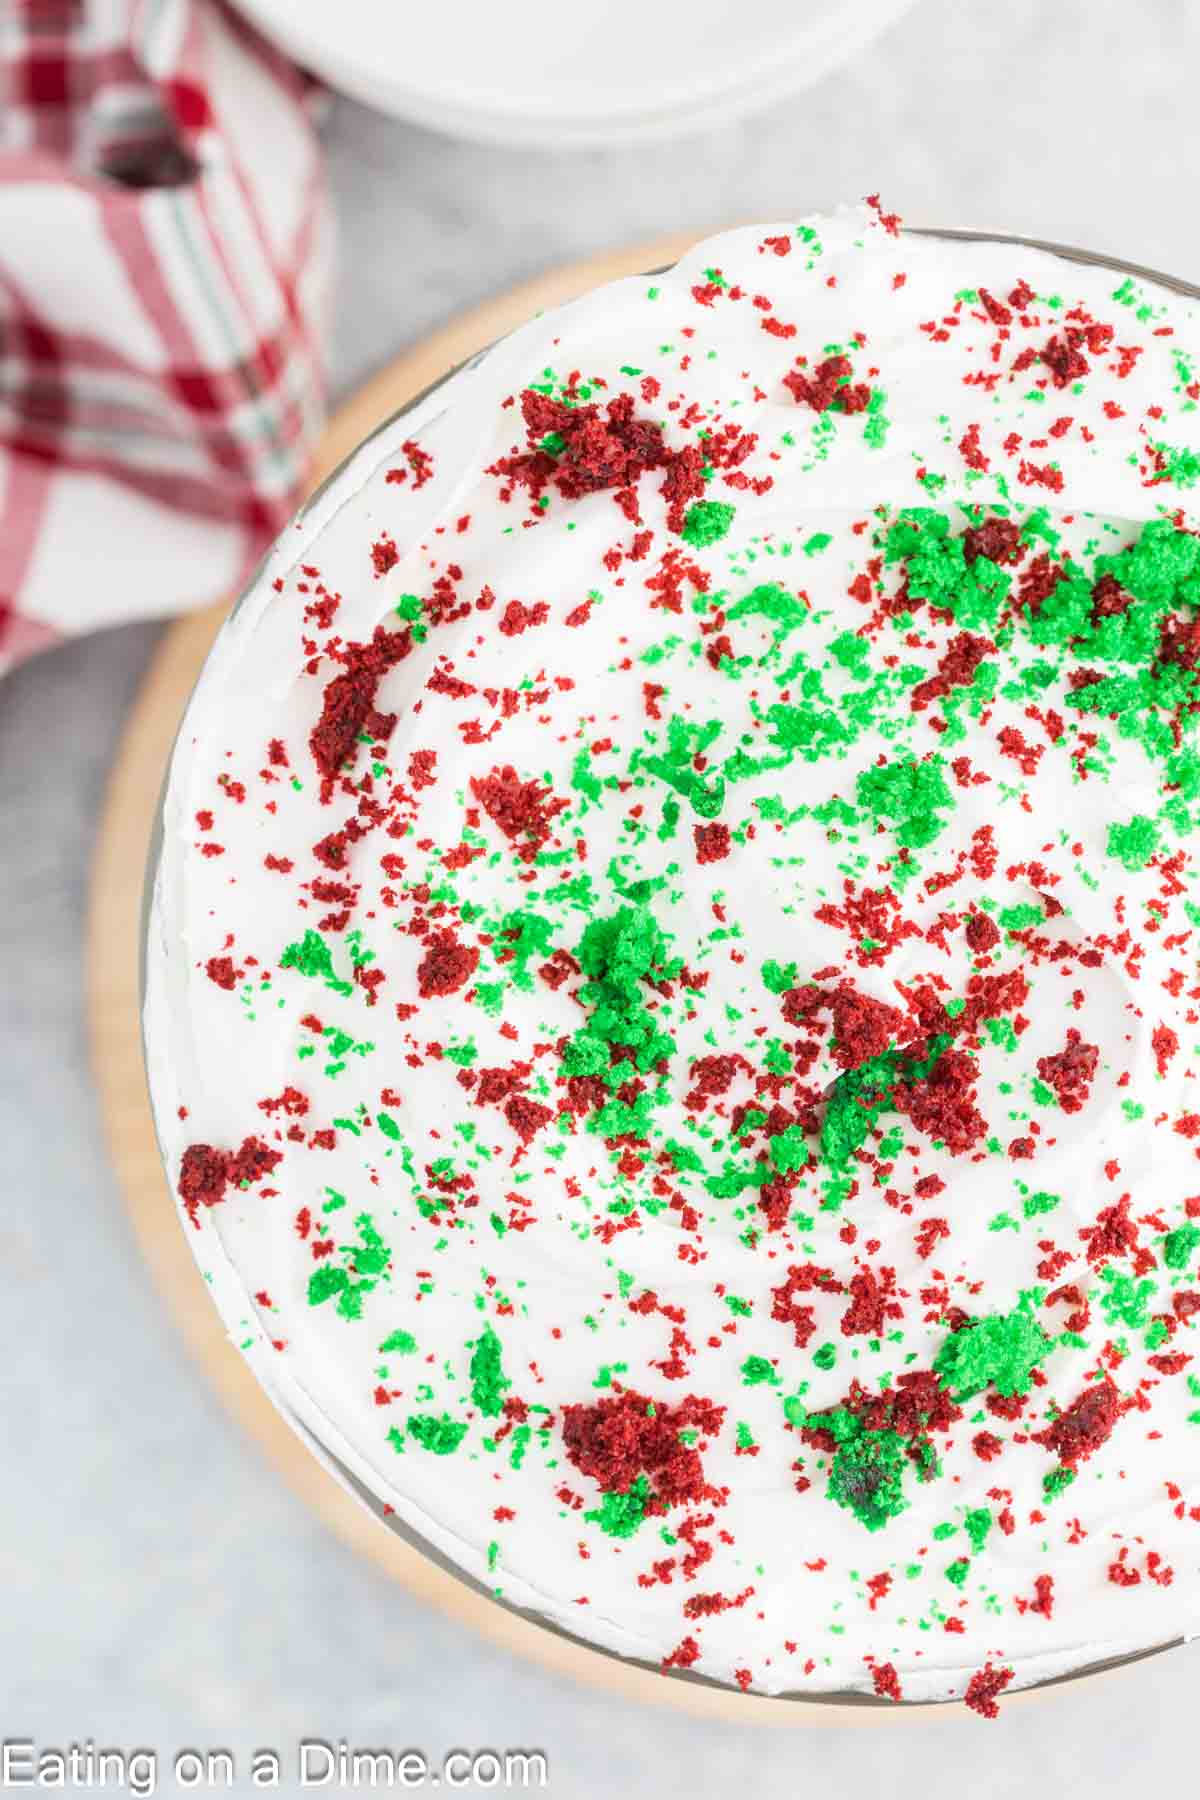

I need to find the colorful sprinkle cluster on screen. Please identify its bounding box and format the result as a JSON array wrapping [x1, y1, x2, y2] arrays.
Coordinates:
[[149, 203, 1200, 1712]]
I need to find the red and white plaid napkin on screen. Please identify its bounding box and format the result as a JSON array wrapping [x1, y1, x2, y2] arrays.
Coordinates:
[[0, 0, 332, 675]]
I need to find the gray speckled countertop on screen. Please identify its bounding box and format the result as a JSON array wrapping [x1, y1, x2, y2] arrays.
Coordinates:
[[5, 0, 1200, 1791]]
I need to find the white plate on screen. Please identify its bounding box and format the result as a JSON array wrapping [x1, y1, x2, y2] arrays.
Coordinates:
[[230, 0, 917, 147]]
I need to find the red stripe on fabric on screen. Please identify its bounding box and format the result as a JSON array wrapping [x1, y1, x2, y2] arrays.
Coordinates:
[[95, 185, 239, 431], [0, 448, 56, 620], [0, 278, 187, 385], [22, 53, 69, 104], [13, 0, 83, 25], [0, 332, 310, 449], [3, 428, 282, 533], [164, 76, 211, 129], [183, 175, 321, 471], [171, 0, 324, 428], [171, 368, 224, 414]]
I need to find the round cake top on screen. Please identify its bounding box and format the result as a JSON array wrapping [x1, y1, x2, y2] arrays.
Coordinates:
[[147, 204, 1200, 1711]]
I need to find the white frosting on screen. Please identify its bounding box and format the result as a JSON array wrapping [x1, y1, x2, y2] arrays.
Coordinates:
[[146, 207, 1200, 1705]]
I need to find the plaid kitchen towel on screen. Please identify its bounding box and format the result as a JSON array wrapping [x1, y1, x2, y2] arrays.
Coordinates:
[[0, 0, 332, 675]]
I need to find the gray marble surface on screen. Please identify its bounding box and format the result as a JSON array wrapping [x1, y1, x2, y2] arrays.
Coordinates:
[[5, 0, 1200, 1790]]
